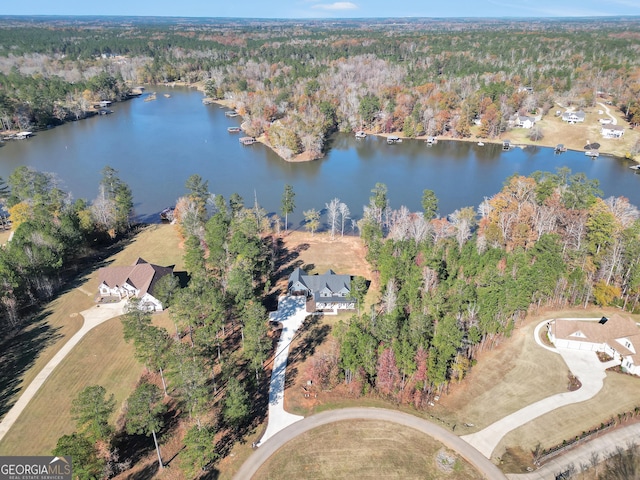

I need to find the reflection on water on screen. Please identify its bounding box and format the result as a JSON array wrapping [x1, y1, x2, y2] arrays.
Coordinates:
[[1, 86, 639, 224]]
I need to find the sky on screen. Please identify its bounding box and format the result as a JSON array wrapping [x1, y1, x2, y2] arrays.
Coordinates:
[[3, 0, 640, 18]]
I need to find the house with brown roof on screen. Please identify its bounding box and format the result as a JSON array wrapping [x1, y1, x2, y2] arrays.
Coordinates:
[[548, 315, 640, 376], [97, 258, 174, 311]]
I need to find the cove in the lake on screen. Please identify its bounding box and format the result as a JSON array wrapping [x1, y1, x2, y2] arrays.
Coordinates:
[[1, 86, 639, 226]]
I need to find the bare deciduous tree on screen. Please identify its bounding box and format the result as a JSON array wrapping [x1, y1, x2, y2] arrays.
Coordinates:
[[326, 197, 340, 239]]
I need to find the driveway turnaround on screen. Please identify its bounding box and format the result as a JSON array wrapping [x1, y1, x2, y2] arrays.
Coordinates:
[[256, 295, 308, 447], [0, 300, 126, 442], [462, 319, 618, 459], [234, 407, 507, 480]]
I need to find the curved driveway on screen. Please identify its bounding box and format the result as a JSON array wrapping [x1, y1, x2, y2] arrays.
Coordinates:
[[597, 102, 617, 125], [462, 319, 618, 458], [0, 300, 126, 442], [234, 407, 507, 480]]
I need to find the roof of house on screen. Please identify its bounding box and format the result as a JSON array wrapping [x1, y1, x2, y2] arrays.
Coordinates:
[[562, 110, 586, 119], [97, 257, 174, 297], [552, 314, 640, 357], [288, 267, 353, 303]]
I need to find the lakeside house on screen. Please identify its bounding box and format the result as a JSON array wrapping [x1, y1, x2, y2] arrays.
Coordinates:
[[510, 115, 536, 129], [288, 268, 356, 312], [97, 257, 174, 311], [547, 315, 640, 376], [561, 111, 586, 123], [601, 124, 625, 139]]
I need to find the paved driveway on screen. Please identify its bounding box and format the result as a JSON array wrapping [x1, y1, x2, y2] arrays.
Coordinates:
[[256, 295, 308, 447], [0, 300, 126, 442], [462, 319, 618, 459]]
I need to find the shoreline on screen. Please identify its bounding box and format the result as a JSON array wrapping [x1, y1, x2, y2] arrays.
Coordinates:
[[197, 87, 638, 165], [3, 79, 637, 166]]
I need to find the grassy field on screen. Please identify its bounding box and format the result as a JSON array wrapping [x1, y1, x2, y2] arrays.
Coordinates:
[[252, 420, 484, 480], [0, 228, 10, 246], [433, 308, 639, 435], [0, 319, 140, 455], [432, 312, 568, 433], [0, 224, 184, 455], [497, 369, 640, 472]]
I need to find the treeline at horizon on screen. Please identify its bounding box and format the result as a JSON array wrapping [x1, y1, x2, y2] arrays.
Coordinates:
[[1, 17, 640, 158]]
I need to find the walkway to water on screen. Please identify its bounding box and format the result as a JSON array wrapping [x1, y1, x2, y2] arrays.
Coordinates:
[[0, 301, 127, 442]]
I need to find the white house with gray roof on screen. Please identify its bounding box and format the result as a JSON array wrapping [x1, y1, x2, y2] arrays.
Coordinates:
[[288, 267, 355, 311], [561, 110, 586, 123], [601, 124, 625, 139]]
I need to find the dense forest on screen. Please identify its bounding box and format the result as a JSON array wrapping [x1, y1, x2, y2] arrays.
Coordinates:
[[328, 171, 640, 406], [1, 17, 640, 157], [0, 166, 133, 327]]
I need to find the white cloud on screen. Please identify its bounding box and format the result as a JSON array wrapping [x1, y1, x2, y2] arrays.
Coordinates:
[[312, 2, 358, 11]]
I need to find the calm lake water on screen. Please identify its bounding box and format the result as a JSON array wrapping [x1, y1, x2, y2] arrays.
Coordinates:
[[1, 86, 639, 226]]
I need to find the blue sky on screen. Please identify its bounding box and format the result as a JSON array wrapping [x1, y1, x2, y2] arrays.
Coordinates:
[[3, 0, 640, 18]]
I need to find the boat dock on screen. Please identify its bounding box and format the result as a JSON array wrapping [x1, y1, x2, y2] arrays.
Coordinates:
[[227, 127, 241, 133], [585, 150, 600, 157], [355, 131, 367, 139], [426, 136, 437, 145], [554, 144, 567, 153], [225, 111, 239, 117], [239, 137, 256, 145], [387, 136, 402, 144], [502, 139, 511, 150]]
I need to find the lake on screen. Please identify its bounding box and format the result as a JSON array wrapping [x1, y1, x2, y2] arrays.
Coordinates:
[[1, 86, 639, 226]]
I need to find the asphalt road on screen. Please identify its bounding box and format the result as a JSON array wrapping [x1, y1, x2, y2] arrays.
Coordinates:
[[232, 407, 507, 480]]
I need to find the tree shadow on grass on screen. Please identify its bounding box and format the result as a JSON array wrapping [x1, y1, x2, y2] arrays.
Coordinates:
[[0, 310, 62, 419], [284, 315, 331, 390], [113, 405, 180, 471], [125, 461, 158, 480]]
